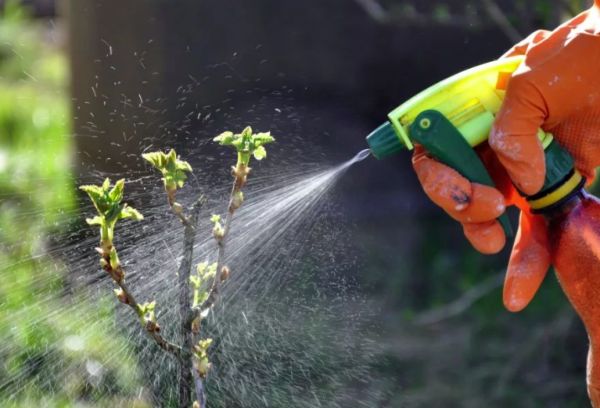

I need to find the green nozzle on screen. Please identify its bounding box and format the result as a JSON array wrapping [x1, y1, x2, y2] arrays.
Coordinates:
[[366, 122, 404, 159]]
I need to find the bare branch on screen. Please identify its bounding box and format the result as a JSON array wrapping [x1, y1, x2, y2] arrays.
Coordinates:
[[414, 272, 504, 326], [193, 364, 207, 408], [481, 0, 523, 43], [190, 166, 247, 322], [168, 192, 192, 226], [492, 309, 575, 398], [177, 196, 205, 408], [109, 271, 184, 359], [353, 0, 389, 23]]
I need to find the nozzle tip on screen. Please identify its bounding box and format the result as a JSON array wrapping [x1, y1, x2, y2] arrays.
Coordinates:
[[366, 122, 404, 159]]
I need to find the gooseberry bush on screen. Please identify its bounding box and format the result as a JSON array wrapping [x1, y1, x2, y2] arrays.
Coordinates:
[[80, 127, 275, 408]]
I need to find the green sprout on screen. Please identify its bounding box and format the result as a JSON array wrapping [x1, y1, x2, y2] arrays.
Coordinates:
[[190, 262, 217, 308], [213, 126, 275, 167], [79, 178, 143, 252], [138, 301, 159, 331], [142, 149, 193, 204], [211, 214, 224, 240], [80, 126, 274, 407], [193, 338, 213, 379]]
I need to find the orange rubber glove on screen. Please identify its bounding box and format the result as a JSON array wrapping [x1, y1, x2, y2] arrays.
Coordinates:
[[491, 3, 600, 311], [414, 2, 600, 404]]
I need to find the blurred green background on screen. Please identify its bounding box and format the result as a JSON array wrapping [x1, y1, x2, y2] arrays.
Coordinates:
[[0, 0, 596, 407], [0, 1, 146, 406]]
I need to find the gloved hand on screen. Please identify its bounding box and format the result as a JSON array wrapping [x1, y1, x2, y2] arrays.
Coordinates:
[[414, 2, 600, 403], [491, 1, 600, 311]]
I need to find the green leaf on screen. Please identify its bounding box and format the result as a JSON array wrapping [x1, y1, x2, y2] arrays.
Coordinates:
[[79, 184, 103, 196], [207, 263, 217, 278], [253, 145, 267, 160], [241, 126, 253, 138], [79, 184, 104, 208], [197, 290, 209, 306], [120, 205, 144, 221], [197, 261, 208, 275], [142, 151, 166, 169], [253, 132, 275, 146], [104, 204, 123, 225], [108, 179, 125, 202], [176, 160, 193, 173], [190, 275, 201, 288], [167, 149, 176, 162], [213, 126, 275, 165], [138, 301, 157, 322], [210, 214, 221, 224], [143, 149, 192, 191], [213, 131, 234, 145], [85, 216, 103, 226], [80, 178, 127, 218]]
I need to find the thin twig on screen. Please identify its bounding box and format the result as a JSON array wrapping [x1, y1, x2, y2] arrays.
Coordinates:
[[492, 308, 574, 399], [167, 191, 192, 227], [481, 0, 523, 43], [193, 364, 207, 408], [414, 272, 504, 326], [174, 210, 191, 226], [353, 0, 389, 23], [177, 196, 205, 408], [190, 166, 246, 322], [104, 264, 184, 359]]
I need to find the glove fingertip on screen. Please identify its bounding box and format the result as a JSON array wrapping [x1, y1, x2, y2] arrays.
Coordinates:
[[502, 258, 550, 313], [503, 283, 530, 313], [413, 155, 473, 214], [463, 221, 506, 254], [502, 214, 550, 313]]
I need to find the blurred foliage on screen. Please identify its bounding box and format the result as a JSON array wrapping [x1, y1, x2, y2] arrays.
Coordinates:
[[356, 214, 589, 406], [0, 1, 146, 406]]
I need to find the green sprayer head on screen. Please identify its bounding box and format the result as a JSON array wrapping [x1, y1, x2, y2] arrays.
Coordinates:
[[366, 122, 404, 159]]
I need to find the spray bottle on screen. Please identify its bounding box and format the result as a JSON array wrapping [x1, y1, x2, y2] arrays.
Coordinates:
[[366, 56, 585, 228], [365, 56, 600, 402]]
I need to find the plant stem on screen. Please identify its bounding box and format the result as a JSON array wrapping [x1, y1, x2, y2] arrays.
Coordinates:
[[101, 255, 184, 359], [177, 196, 205, 408], [192, 163, 247, 320], [119, 280, 184, 358], [193, 364, 207, 408], [167, 186, 192, 227]]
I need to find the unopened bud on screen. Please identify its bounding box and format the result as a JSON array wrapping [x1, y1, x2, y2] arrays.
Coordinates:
[[114, 288, 129, 304], [172, 202, 183, 214], [145, 320, 160, 333], [197, 358, 211, 378], [109, 267, 125, 283], [191, 317, 201, 334], [232, 164, 251, 179], [230, 191, 244, 211], [220, 266, 230, 282], [213, 225, 225, 240]]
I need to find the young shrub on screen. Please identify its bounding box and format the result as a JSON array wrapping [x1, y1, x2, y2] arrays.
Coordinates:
[[81, 127, 275, 408]]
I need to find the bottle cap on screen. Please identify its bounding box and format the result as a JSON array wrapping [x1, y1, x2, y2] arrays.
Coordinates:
[[526, 139, 585, 212]]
